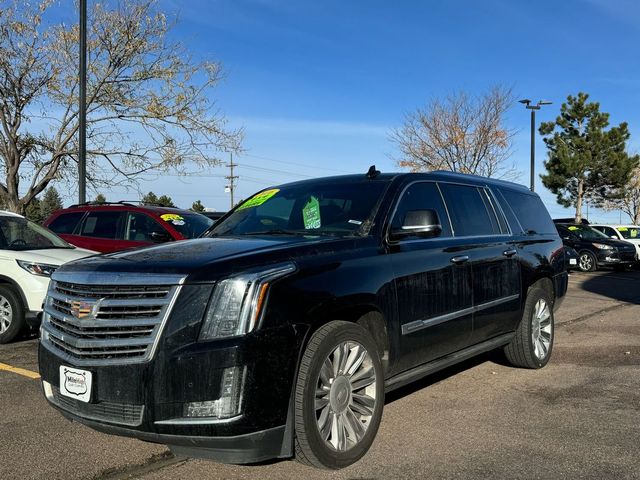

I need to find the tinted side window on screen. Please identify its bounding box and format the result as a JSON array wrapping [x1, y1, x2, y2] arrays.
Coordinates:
[[499, 189, 556, 235], [48, 212, 84, 234], [80, 211, 123, 239], [439, 184, 499, 236], [125, 212, 167, 242], [391, 182, 452, 237]]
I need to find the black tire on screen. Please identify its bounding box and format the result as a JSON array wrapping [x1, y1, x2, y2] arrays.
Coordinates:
[[578, 251, 597, 272], [504, 285, 554, 369], [0, 285, 25, 344], [294, 321, 384, 470]]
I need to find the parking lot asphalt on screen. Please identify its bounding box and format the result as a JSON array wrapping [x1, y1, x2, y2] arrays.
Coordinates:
[[1, 270, 639, 480]]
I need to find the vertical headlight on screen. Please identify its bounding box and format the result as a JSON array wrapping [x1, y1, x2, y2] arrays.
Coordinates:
[[199, 262, 296, 340]]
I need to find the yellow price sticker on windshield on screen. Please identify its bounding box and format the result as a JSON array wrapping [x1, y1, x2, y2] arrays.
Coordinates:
[[618, 227, 628, 232], [237, 189, 279, 211], [568, 226, 578, 231]]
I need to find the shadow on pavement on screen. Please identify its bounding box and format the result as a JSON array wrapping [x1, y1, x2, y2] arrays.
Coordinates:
[[385, 349, 506, 405], [580, 270, 640, 304]]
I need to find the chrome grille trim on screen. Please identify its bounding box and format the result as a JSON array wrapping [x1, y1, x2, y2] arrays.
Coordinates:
[[40, 272, 185, 366]]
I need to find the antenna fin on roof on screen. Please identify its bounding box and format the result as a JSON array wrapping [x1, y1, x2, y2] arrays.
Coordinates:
[[366, 165, 380, 179]]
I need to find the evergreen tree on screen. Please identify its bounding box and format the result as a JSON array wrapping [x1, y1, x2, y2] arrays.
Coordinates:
[[40, 187, 63, 221], [157, 195, 176, 208], [540, 92, 639, 222], [141, 192, 159, 205], [191, 200, 206, 212], [24, 197, 42, 223], [141, 191, 175, 207]]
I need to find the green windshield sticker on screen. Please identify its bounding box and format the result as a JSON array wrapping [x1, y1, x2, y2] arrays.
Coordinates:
[[237, 188, 279, 211], [631, 230, 638, 238], [568, 226, 578, 231], [302, 196, 321, 229], [618, 227, 628, 232]]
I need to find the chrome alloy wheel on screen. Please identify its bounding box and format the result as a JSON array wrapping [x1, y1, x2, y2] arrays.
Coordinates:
[[314, 341, 377, 452], [531, 298, 552, 360], [0, 295, 12, 334], [579, 253, 593, 271]]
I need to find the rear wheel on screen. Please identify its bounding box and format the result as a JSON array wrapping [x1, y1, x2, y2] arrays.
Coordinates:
[[294, 321, 384, 469], [504, 285, 554, 369], [578, 251, 597, 272], [0, 285, 25, 344]]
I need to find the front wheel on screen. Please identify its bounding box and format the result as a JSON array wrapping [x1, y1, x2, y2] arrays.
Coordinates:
[[0, 285, 25, 344], [578, 251, 597, 272], [294, 321, 384, 470], [504, 285, 554, 369]]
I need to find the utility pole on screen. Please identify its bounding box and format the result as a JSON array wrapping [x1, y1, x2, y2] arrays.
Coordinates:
[[78, 0, 87, 204], [225, 152, 238, 209]]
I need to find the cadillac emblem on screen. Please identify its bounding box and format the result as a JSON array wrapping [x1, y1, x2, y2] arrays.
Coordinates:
[[70, 300, 93, 319]]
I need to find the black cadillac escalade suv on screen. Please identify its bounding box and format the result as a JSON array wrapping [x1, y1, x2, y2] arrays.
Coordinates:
[[39, 170, 567, 469]]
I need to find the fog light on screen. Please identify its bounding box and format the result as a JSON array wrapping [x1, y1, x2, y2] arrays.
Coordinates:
[[184, 366, 246, 419]]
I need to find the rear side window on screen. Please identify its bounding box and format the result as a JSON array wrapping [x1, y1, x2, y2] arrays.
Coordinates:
[[80, 211, 123, 239], [499, 189, 556, 235], [438, 184, 501, 237], [391, 182, 452, 237], [48, 212, 84, 234]]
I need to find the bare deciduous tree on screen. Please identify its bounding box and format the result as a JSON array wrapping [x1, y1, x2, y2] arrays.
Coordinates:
[[391, 86, 517, 179], [600, 167, 640, 225], [0, 0, 242, 214]]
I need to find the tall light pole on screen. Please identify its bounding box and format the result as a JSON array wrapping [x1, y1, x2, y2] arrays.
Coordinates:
[[519, 99, 552, 192], [78, 0, 87, 204]]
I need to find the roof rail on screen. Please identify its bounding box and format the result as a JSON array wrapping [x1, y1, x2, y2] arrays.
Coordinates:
[[67, 201, 137, 208]]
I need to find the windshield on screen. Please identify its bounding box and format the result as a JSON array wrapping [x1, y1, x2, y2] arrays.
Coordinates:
[[566, 225, 609, 241], [207, 181, 387, 237], [616, 226, 640, 240], [0, 216, 72, 250], [159, 212, 214, 238]]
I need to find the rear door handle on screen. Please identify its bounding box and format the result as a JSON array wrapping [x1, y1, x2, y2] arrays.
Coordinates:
[[503, 248, 517, 258], [450, 255, 470, 264]]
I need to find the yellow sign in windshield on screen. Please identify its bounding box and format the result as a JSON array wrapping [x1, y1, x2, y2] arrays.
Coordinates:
[[237, 189, 279, 211]]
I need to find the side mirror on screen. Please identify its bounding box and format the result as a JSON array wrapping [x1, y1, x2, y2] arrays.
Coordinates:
[[390, 209, 442, 241], [611, 235, 618, 239], [150, 231, 171, 243]]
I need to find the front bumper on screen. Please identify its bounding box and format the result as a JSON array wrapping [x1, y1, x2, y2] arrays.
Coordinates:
[[38, 308, 300, 464], [49, 400, 287, 464], [595, 249, 635, 266]]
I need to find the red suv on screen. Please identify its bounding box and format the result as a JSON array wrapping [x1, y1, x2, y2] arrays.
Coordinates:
[[44, 202, 214, 253]]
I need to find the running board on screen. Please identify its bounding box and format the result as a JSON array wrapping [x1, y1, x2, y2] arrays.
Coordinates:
[[384, 333, 514, 393]]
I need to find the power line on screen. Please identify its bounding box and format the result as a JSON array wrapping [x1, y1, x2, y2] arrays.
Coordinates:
[[241, 153, 353, 174], [235, 163, 314, 178]]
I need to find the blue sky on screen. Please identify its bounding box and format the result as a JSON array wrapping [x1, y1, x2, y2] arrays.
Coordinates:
[[76, 1, 640, 219]]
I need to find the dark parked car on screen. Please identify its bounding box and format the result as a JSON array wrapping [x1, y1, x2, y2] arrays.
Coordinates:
[[555, 223, 636, 272], [39, 170, 567, 469], [202, 211, 227, 223], [44, 202, 214, 253]]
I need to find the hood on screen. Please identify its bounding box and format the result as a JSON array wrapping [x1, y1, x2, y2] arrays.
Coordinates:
[[7, 247, 96, 266], [55, 236, 351, 280]]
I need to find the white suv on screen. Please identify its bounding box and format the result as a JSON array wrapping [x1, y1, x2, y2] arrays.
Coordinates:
[[590, 224, 640, 260], [0, 211, 95, 343]]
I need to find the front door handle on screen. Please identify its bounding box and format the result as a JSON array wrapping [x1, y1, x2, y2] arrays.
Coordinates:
[[450, 255, 470, 264], [503, 248, 517, 258]]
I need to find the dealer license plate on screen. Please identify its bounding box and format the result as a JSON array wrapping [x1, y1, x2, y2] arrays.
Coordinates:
[[59, 365, 92, 403]]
